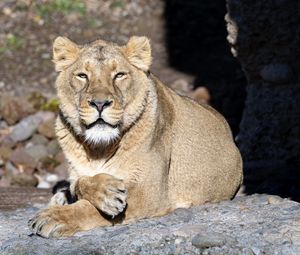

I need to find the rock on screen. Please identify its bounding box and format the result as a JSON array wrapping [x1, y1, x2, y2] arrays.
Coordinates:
[[190, 86, 211, 104], [29, 134, 49, 146], [36, 111, 56, 123], [191, 232, 230, 248], [0, 176, 10, 187], [4, 162, 18, 175], [25, 145, 48, 162], [267, 196, 283, 204], [9, 148, 37, 169], [0, 146, 12, 161], [46, 140, 61, 156], [0, 81, 5, 89], [10, 172, 38, 187], [26, 91, 47, 111], [10, 112, 44, 142], [35, 173, 59, 189], [37, 119, 56, 139], [39, 156, 60, 173], [54, 151, 66, 164], [36, 180, 51, 189], [0, 93, 35, 125], [170, 79, 192, 95], [0, 120, 8, 129], [53, 162, 68, 180], [1, 194, 300, 254], [260, 63, 293, 84]]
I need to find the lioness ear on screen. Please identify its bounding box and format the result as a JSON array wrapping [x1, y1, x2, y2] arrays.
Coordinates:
[[53, 37, 79, 72], [122, 36, 152, 71]]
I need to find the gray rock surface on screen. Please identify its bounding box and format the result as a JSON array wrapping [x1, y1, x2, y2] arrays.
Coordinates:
[[10, 113, 43, 142], [1, 194, 300, 255], [25, 144, 48, 162]]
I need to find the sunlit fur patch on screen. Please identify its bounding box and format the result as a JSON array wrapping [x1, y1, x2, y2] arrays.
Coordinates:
[[84, 124, 120, 145]]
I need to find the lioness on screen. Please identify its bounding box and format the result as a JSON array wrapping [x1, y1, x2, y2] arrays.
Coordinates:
[[29, 36, 243, 238]]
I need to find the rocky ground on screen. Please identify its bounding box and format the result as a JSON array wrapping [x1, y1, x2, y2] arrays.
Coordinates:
[[0, 0, 197, 96], [0, 92, 67, 189], [0, 194, 300, 255]]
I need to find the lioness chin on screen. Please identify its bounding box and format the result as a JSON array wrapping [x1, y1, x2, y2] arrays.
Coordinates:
[[28, 36, 243, 238]]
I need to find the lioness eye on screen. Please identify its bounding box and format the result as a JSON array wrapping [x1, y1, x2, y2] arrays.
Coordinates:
[[114, 72, 126, 80], [77, 73, 88, 80]]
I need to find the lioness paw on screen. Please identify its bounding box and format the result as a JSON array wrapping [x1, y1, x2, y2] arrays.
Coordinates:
[[28, 206, 78, 238], [76, 174, 128, 218], [100, 184, 127, 217]]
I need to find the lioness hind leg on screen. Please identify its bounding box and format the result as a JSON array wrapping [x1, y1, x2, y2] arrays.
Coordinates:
[[29, 199, 111, 238]]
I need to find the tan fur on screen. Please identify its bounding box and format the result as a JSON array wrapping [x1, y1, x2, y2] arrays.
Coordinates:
[[29, 36, 243, 238]]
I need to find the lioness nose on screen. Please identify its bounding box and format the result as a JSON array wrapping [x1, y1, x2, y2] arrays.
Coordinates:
[[89, 99, 112, 114]]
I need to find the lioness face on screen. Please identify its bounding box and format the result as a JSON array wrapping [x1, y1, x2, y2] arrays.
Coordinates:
[[53, 36, 152, 145]]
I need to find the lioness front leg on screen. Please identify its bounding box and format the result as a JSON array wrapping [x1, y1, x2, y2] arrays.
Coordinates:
[[74, 173, 128, 218], [29, 199, 111, 238]]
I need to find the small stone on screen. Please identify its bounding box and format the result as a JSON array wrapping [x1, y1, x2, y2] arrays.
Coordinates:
[[4, 161, 18, 175], [3, 7, 12, 16], [0, 81, 5, 89], [26, 92, 47, 111], [260, 63, 293, 84], [36, 173, 59, 189], [191, 232, 230, 249], [190, 87, 211, 104], [37, 180, 51, 189], [25, 144, 48, 162], [10, 112, 44, 142], [35, 111, 56, 123], [0, 146, 13, 160], [250, 247, 261, 255], [174, 238, 182, 245], [30, 134, 49, 146], [40, 156, 60, 173], [0, 175, 10, 187], [46, 140, 61, 156], [9, 148, 37, 168], [38, 119, 56, 139], [45, 173, 59, 183], [10, 172, 38, 187], [242, 248, 255, 255], [0, 120, 8, 129], [267, 196, 283, 204], [55, 151, 66, 164], [0, 93, 35, 125], [53, 162, 68, 180], [41, 53, 50, 59], [170, 79, 192, 95]]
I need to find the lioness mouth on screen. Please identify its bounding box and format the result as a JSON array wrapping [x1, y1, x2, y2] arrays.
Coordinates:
[[85, 118, 119, 129]]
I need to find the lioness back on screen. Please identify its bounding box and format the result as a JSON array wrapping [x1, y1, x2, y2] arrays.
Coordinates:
[[154, 79, 243, 207]]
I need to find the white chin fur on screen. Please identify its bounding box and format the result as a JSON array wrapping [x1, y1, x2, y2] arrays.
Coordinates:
[[85, 125, 119, 145]]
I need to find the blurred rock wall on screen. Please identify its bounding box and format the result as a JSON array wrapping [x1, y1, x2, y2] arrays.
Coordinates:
[[226, 0, 300, 199]]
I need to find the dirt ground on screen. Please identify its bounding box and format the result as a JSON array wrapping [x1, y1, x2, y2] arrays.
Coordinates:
[[0, 187, 51, 210], [0, 0, 194, 97]]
